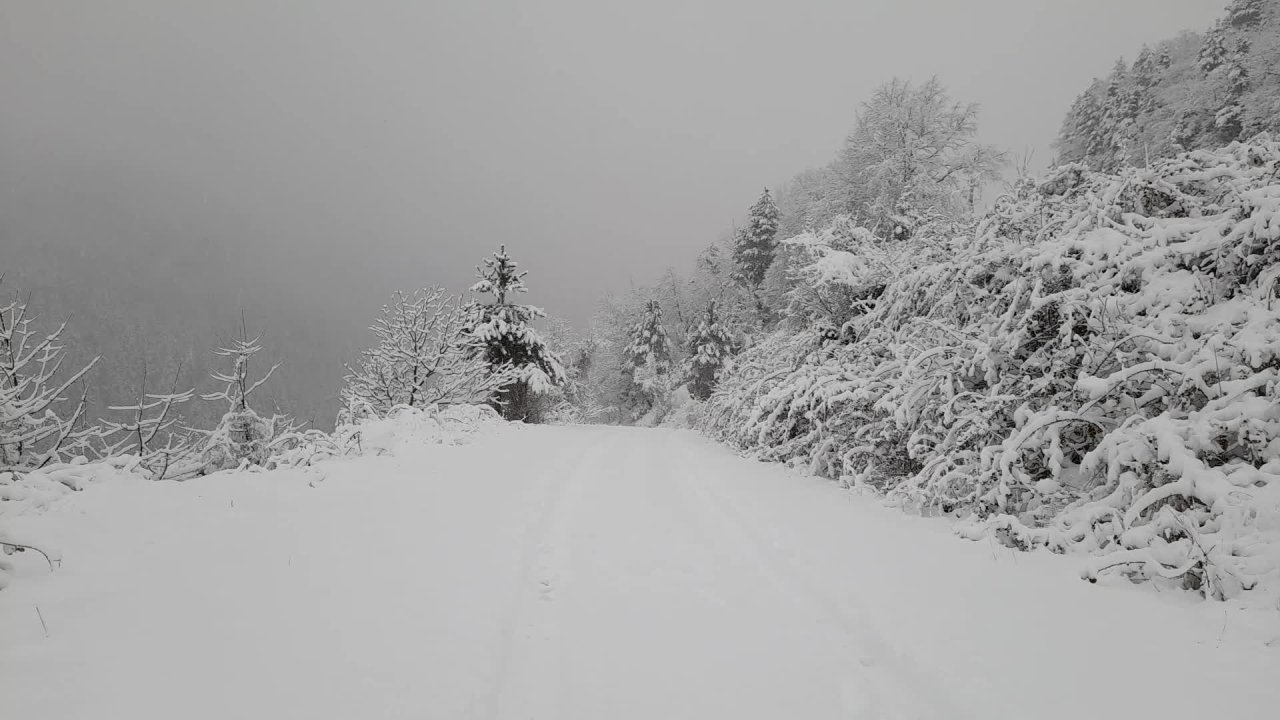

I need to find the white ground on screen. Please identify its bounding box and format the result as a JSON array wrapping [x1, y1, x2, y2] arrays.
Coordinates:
[[3, 424, 1279, 719]]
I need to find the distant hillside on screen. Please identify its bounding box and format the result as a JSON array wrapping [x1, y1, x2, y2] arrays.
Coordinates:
[[1054, 0, 1280, 170]]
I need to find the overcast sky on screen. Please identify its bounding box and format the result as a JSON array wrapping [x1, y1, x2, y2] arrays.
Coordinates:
[[2, 0, 1225, 327]]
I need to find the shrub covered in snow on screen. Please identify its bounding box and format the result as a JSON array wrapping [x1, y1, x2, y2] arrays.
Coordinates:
[[0, 287, 98, 473], [705, 137, 1280, 599], [341, 287, 518, 418]]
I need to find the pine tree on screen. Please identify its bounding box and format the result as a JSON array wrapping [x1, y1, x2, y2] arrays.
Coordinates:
[[197, 326, 288, 474], [1132, 46, 1159, 116], [1096, 60, 1139, 170], [683, 301, 736, 401], [624, 300, 672, 377], [621, 299, 673, 416], [733, 188, 780, 290], [466, 246, 565, 422]]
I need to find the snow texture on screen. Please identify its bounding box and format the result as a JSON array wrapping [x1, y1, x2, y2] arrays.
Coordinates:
[[2, 424, 1277, 718]]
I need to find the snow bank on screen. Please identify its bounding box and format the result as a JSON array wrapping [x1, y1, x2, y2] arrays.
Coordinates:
[[0, 404, 503, 590], [0, 458, 146, 589], [352, 404, 503, 456], [706, 138, 1280, 601]]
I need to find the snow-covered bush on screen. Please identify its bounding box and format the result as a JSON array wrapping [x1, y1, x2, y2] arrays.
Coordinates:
[[705, 137, 1280, 599], [98, 378, 199, 481], [1, 288, 98, 472], [342, 287, 518, 418], [196, 333, 294, 475], [340, 403, 502, 456]]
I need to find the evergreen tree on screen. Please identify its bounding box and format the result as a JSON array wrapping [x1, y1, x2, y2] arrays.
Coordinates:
[[683, 301, 736, 401], [198, 326, 291, 474], [733, 188, 783, 325], [621, 299, 673, 417], [624, 300, 672, 377], [733, 188, 781, 290], [466, 246, 565, 422], [1098, 60, 1138, 169]]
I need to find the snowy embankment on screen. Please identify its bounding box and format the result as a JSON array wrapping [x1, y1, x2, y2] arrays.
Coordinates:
[[705, 139, 1280, 603], [0, 405, 499, 589], [3, 420, 1278, 719]]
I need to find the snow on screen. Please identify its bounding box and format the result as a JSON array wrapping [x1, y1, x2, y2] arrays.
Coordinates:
[[2, 423, 1278, 718]]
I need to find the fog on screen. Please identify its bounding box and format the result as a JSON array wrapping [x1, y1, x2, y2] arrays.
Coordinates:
[[1, 0, 1224, 424]]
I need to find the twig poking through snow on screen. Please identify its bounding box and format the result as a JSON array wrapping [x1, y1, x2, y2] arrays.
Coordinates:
[[1, 541, 59, 571]]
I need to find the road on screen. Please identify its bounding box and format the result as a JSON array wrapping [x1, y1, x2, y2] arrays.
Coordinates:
[[1, 424, 1276, 719]]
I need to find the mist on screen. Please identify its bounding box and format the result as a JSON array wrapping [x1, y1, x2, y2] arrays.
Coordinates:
[[1, 0, 1225, 425]]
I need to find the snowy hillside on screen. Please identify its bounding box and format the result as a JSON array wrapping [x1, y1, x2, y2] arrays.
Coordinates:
[[703, 138, 1280, 603]]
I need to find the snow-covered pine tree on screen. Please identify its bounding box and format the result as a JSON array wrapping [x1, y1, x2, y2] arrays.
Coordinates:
[[0, 289, 98, 472], [341, 287, 516, 419], [733, 188, 782, 325], [466, 246, 565, 422], [732, 188, 780, 291], [197, 324, 290, 473], [1098, 59, 1138, 169], [620, 299, 675, 415], [624, 299, 672, 377], [683, 301, 736, 401]]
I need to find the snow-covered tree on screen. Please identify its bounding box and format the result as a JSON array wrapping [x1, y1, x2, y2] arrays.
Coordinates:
[[0, 290, 97, 472], [621, 299, 673, 414], [683, 301, 736, 401], [624, 299, 672, 377], [837, 77, 1004, 233], [466, 246, 565, 422], [197, 326, 289, 473], [733, 188, 781, 290], [99, 361, 198, 480], [341, 287, 516, 419], [538, 318, 607, 423]]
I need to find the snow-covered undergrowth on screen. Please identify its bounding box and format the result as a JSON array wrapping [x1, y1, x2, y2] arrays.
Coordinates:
[[705, 138, 1280, 601], [0, 404, 502, 590]]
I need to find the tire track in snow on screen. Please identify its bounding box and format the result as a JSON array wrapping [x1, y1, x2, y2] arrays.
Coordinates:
[[666, 431, 971, 720], [474, 427, 615, 720]]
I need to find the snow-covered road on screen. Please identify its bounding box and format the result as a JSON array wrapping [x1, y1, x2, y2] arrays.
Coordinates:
[[3, 424, 1278, 718]]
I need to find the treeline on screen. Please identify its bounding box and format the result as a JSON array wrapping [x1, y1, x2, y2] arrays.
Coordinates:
[[0, 246, 569, 479], [1055, 0, 1279, 170], [1, 234, 345, 433], [545, 75, 1006, 426]]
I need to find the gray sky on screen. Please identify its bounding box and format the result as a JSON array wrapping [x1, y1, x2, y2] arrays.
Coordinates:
[[2, 0, 1224, 327]]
